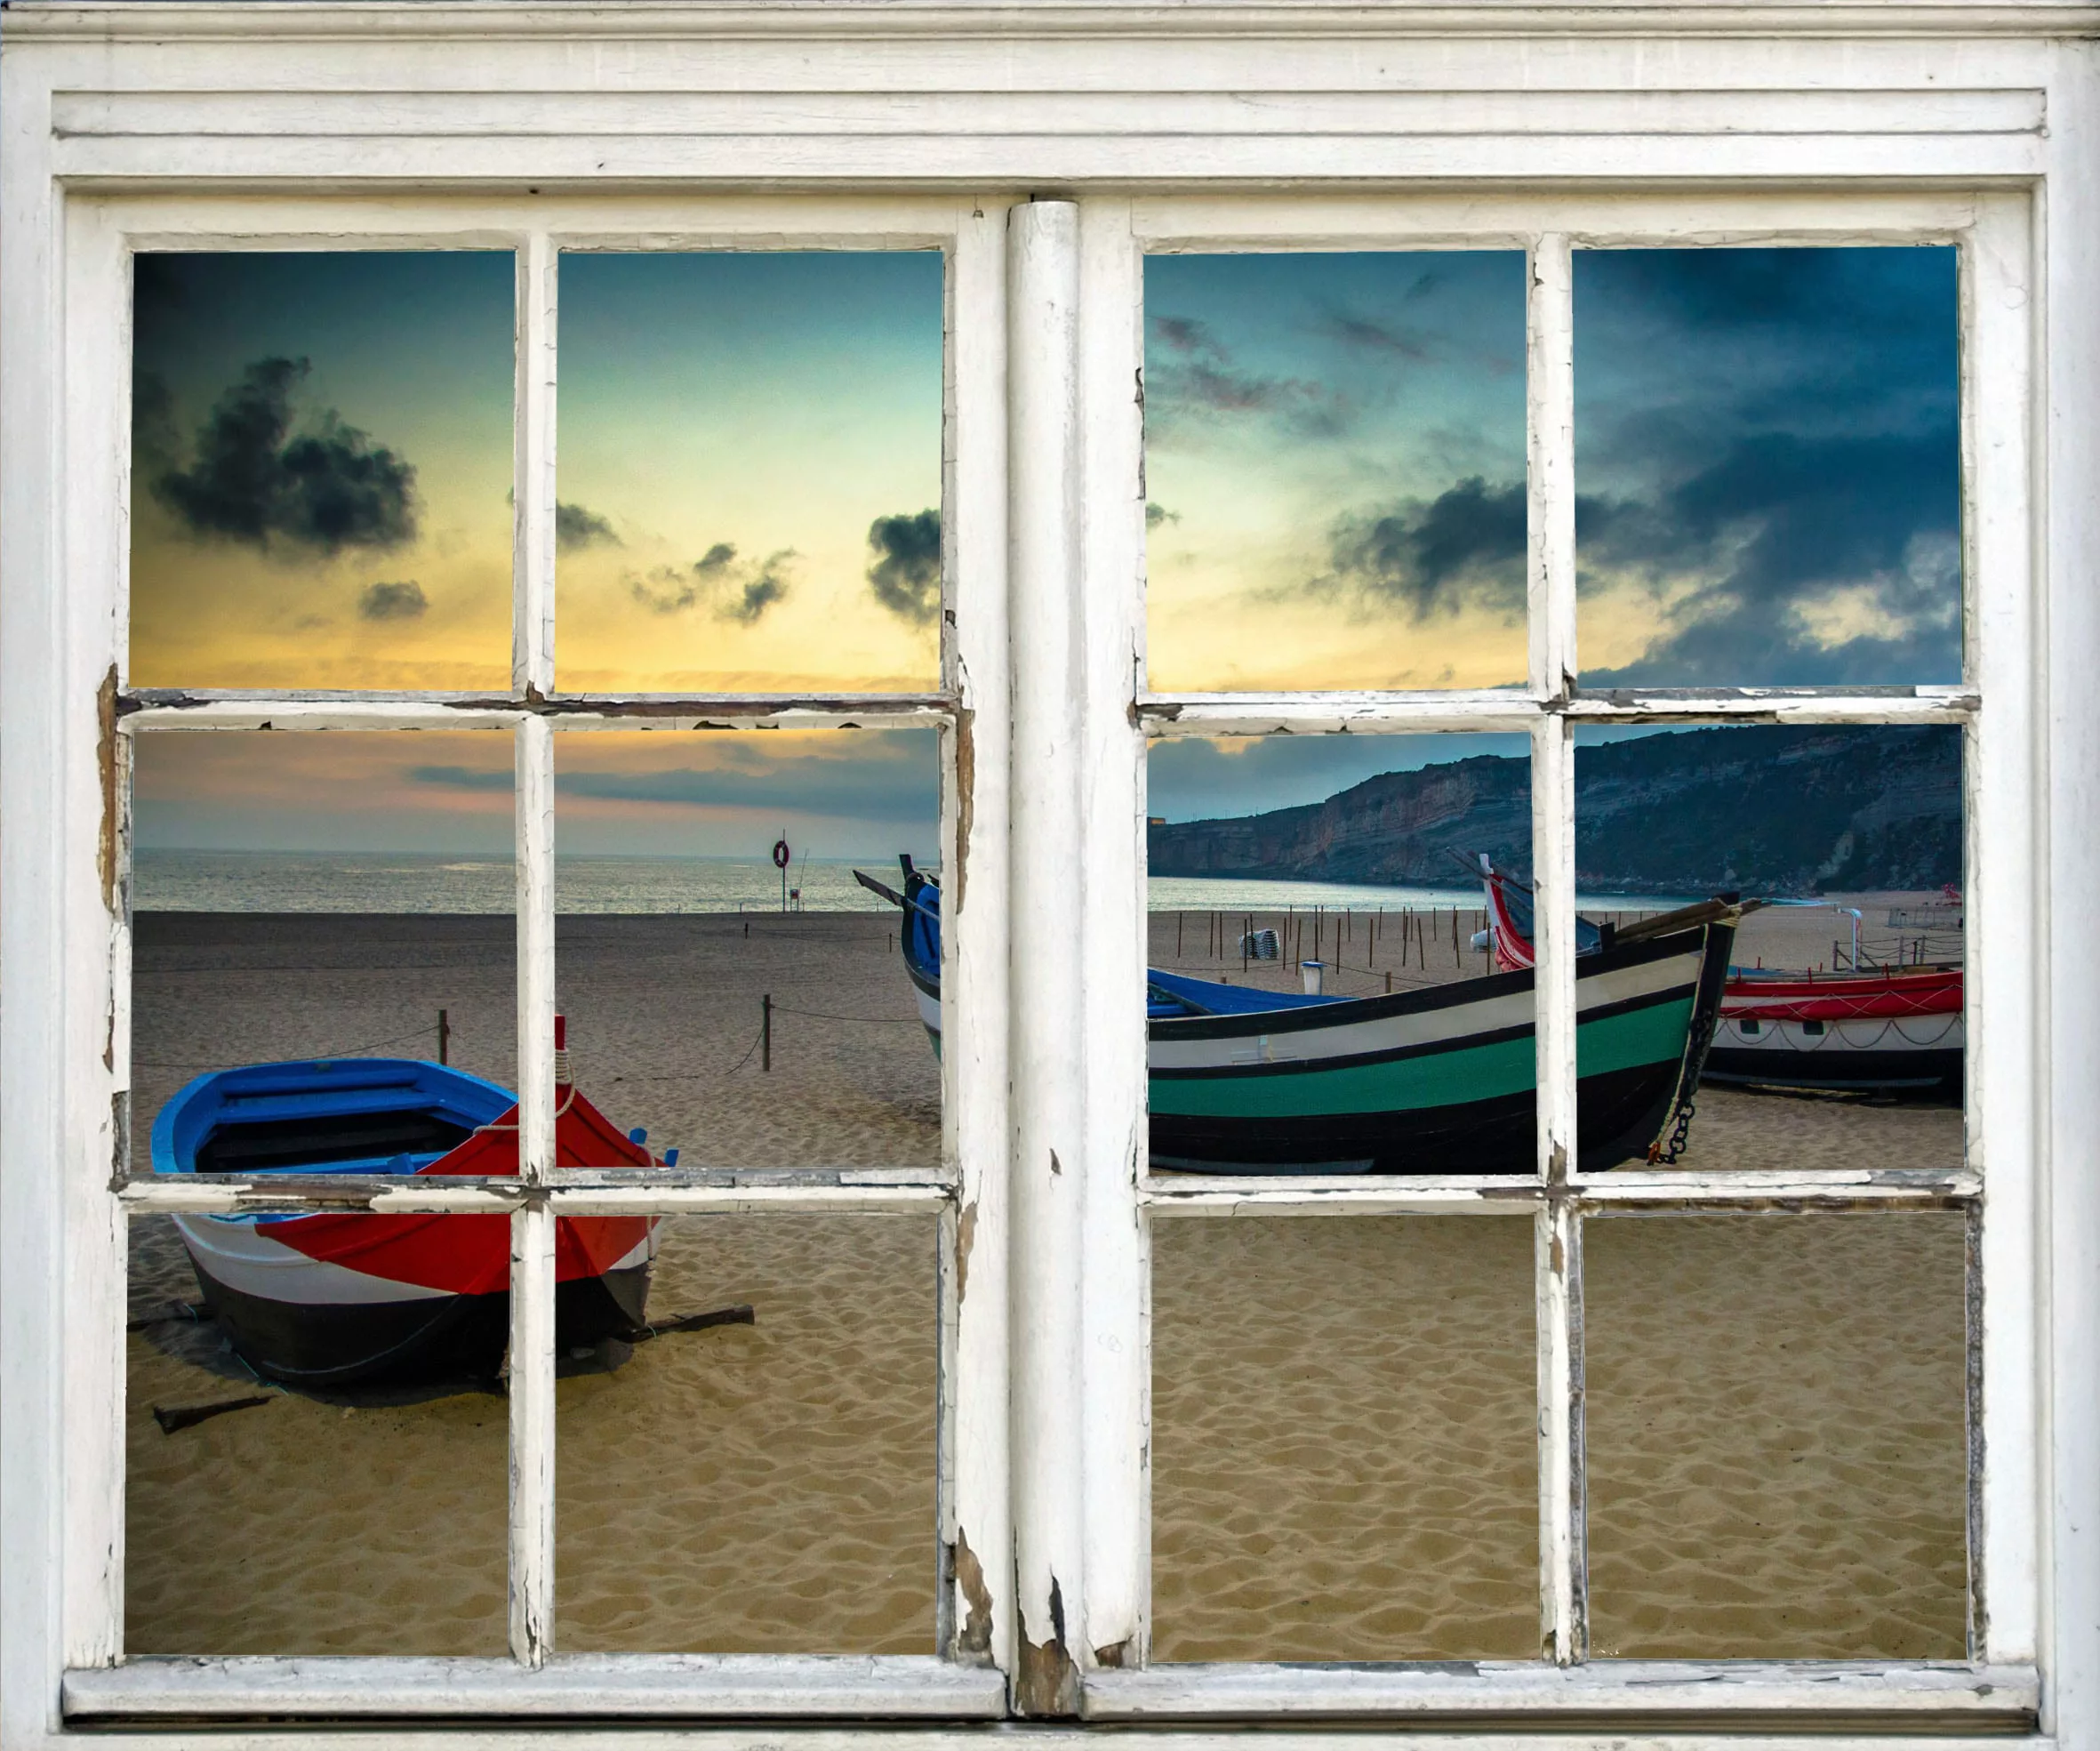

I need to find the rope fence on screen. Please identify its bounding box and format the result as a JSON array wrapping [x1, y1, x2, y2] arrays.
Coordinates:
[[134, 1020, 444, 1071]]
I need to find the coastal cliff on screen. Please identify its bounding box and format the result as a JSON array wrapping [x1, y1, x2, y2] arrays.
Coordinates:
[[1148, 725, 1960, 896]]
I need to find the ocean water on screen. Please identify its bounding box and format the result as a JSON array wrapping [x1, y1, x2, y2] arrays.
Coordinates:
[[133, 851, 912, 915], [1150, 876, 1485, 913], [133, 850, 1687, 918]]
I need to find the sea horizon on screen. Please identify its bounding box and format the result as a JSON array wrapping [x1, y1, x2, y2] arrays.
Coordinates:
[[133, 847, 1709, 917]]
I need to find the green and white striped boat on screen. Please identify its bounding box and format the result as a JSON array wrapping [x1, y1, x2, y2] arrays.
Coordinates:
[[859, 861, 1735, 1176]]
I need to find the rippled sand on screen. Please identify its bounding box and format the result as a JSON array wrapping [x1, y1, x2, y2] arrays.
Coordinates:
[[125, 1252, 512, 1655], [1585, 1213, 1968, 1659], [556, 1214, 936, 1653], [125, 1212, 936, 1656], [130, 911, 1967, 1661], [1151, 1217, 1541, 1661]]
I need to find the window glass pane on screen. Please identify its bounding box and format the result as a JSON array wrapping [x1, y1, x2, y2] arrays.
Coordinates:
[[1147, 733, 1535, 1174], [128, 734, 525, 1656], [1565, 723, 1963, 1173], [131, 253, 515, 689], [557, 1212, 938, 1651], [127, 1213, 509, 1654], [1575, 246, 1960, 687], [1151, 1215, 1536, 1659], [1144, 252, 1527, 692], [131, 730, 517, 1178], [555, 253, 943, 694], [1585, 1211, 1968, 1657], [551, 728, 941, 1169]]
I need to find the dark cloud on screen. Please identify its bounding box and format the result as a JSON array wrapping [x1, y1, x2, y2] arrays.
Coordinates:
[[357, 580, 428, 621], [1581, 430, 1960, 686], [866, 509, 942, 624], [628, 542, 793, 624], [1319, 311, 1430, 361], [1574, 249, 1961, 686], [1318, 477, 1527, 620], [154, 357, 418, 553], [411, 737, 936, 822], [723, 566, 789, 625], [1146, 314, 1349, 438], [1592, 249, 1856, 332], [1146, 502, 1180, 529], [556, 502, 620, 551], [410, 765, 510, 792]]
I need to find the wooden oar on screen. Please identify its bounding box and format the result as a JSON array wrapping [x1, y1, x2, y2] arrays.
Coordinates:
[[1613, 896, 1760, 945], [853, 868, 906, 908]]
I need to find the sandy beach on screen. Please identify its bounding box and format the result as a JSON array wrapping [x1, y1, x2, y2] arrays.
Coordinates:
[[129, 902, 1966, 1659]]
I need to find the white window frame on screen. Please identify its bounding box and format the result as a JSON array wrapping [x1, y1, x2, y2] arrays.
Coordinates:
[[1078, 189, 2028, 1717], [26, 187, 1020, 1723], [3, 6, 2095, 1747]]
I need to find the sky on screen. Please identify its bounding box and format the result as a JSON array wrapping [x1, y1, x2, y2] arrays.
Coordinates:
[[131, 252, 517, 690], [1149, 732, 1527, 823], [554, 252, 943, 692], [1574, 246, 1960, 685], [1142, 245, 1960, 692], [1144, 251, 1529, 691], [130, 248, 944, 695], [132, 728, 942, 860], [130, 245, 1958, 853]]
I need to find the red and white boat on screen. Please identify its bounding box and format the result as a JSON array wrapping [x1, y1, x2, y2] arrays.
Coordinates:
[[152, 1019, 665, 1386], [1479, 860, 1963, 1096], [1705, 965, 1962, 1095]]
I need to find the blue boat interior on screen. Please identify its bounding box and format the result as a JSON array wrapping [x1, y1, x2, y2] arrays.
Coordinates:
[[151, 1057, 517, 1177]]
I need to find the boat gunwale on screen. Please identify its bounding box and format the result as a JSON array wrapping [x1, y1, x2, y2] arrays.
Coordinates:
[[1147, 925, 1709, 1041], [150, 1056, 521, 1179], [1150, 980, 1700, 1081]]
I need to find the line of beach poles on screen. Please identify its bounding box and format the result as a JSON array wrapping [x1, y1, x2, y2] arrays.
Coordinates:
[[1164, 905, 1495, 992], [1163, 904, 1685, 991]]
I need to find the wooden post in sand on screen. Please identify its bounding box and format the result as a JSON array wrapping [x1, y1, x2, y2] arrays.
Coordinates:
[[437, 1008, 450, 1065], [761, 994, 772, 1073]]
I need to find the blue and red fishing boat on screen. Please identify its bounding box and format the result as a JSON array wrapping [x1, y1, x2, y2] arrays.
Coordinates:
[[858, 857, 1735, 1175], [152, 1019, 662, 1386]]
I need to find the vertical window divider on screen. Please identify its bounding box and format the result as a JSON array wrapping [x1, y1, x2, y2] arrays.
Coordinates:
[[516, 230, 557, 700], [509, 227, 559, 1669], [1964, 190, 2040, 1665], [1527, 231, 1586, 1665], [942, 198, 1017, 1678], [1006, 197, 1086, 1717], [1076, 197, 1148, 1676]]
